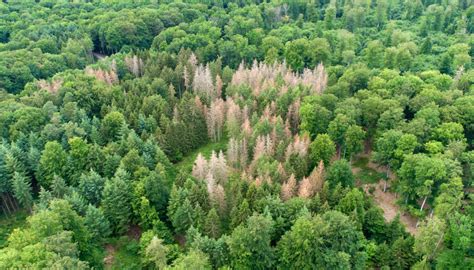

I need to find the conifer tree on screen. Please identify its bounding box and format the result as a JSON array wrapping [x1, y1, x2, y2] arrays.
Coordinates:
[[51, 175, 68, 198], [78, 170, 105, 206], [204, 208, 221, 239], [144, 237, 168, 270], [37, 141, 67, 188], [102, 170, 132, 234], [11, 172, 33, 211], [230, 199, 251, 229], [84, 204, 110, 242]]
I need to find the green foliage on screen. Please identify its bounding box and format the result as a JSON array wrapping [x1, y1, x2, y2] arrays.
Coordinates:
[[0, 1, 472, 269], [101, 111, 126, 143], [0, 200, 91, 268], [277, 211, 366, 269], [144, 236, 168, 269], [78, 170, 105, 206], [102, 170, 132, 235], [84, 204, 110, 244], [326, 159, 355, 188], [11, 172, 33, 211], [227, 214, 275, 270], [309, 133, 336, 167], [169, 249, 212, 270], [37, 141, 67, 189]]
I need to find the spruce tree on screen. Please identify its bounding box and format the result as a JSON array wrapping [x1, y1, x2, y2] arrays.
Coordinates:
[[102, 171, 132, 234], [204, 208, 221, 239], [84, 204, 111, 243], [12, 172, 33, 211]]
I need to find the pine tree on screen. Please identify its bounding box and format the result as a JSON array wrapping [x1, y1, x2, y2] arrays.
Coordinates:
[[230, 199, 251, 229], [11, 172, 33, 211], [204, 208, 221, 239], [78, 170, 105, 206], [144, 236, 168, 270], [192, 153, 208, 180], [102, 171, 132, 234], [193, 64, 215, 102], [206, 99, 225, 142], [37, 141, 67, 189], [298, 177, 313, 198], [226, 98, 242, 137], [215, 151, 228, 184], [51, 175, 68, 198], [84, 204, 110, 243], [171, 198, 195, 234], [281, 174, 297, 201], [227, 138, 239, 168]]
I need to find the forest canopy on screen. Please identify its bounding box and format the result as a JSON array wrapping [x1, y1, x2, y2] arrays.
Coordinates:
[[0, 0, 472, 269]]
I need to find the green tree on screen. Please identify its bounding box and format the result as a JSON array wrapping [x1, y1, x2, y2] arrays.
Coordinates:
[[344, 125, 366, 161], [230, 199, 251, 229], [398, 154, 447, 209], [38, 141, 67, 188], [171, 198, 196, 234], [300, 102, 332, 138], [309, 134, 336, 167], [324, 5, 336, 29], [169, 249, 211, 270], [326, 159, 354, 188], [78, 170, 105, 206], [84, 204, 110, 243], [365, 41, 385, 68], [51, 175, 68, 198], [100, 111, 125, 143], [227, 213, 274, 270], [277, 211, 366, 269], [66, 137, 90, 183], [204, 208, 221, 239], [12, 172, 33, 211], [414, 217, 446, 265], [144, 236, 168, 270], [102, 169, 132, 234], [284, 38, 311, 72], [328, 114, 353, 151]]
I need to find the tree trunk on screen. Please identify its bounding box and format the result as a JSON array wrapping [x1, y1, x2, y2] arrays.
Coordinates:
[[9, 194, 17, 209], [420, 196, 427, 212], [1, 194, 11, 215], [7, 194, 17, 212]]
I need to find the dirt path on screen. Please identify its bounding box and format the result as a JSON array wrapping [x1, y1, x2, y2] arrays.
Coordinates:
[[103, 244, 116, 268], [353, 153, 418, 235], [364, 183, 418, 235]]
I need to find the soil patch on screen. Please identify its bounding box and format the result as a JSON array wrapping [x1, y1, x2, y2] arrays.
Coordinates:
[[364, 182, 418, 235], [103, 244, 116, 268]]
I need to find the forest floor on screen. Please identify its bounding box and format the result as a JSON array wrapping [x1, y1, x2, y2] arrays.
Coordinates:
[[352, 154, 418, 235], [103, 226, 142, 269]]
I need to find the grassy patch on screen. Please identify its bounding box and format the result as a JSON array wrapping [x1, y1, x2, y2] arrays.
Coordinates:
[[175, 139, 228, 173], [0, 210, 28, 248], [105, 236, 142, 270], [352, 156, 388, 184]]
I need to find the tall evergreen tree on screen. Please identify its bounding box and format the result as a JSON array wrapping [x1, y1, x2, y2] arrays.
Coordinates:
[[11, 172, 33, 211], [102, 170, 132, 234]]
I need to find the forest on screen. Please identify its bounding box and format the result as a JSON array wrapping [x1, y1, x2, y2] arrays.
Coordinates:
[[0, 0, 472, 269]]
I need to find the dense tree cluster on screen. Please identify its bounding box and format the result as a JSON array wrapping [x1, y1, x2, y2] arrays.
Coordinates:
[[0, 0, 472, 269]]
